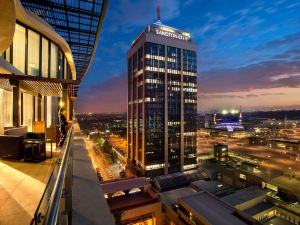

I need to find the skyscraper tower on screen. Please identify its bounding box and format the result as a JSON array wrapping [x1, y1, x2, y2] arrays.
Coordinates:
[[127, 7, 197, 176]]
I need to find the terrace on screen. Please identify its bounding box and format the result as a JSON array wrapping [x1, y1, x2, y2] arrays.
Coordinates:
[[0, 0, 112, 224], [0, 123, 114, 225], [0, 147, 59, 225]]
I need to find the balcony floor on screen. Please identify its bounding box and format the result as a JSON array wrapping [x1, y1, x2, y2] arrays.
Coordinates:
[[0, 146, 59, 225]]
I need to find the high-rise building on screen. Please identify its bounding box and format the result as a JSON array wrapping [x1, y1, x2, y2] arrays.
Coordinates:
[[127, 8, 197, 176]]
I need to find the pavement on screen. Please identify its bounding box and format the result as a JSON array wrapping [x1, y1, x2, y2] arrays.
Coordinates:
[[0, 145, 59, 225]]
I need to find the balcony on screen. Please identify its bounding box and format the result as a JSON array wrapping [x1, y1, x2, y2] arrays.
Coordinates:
[[0, 123, 114, 225]]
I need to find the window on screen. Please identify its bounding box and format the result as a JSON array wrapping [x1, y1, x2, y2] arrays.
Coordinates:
[[239, 173, 246, 180], [42, 38, 49, 77], [50, 43, 58, 78], [27, 30, 40, 76], [8, 23, 71, 80], [0, 89, 13, 127], [58, 50, 63, 79], [64, 57, 67, 79], [34, 96, 38, 122], [13, 24, 26, 73], [22, 93, 34, 132], [46, 96, 58, 127], [46, 96, 52, 127], [5, 47, 11, 62]]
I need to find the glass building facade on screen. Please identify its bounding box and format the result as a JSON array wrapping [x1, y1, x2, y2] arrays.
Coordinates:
[[128, 23, 197, 176], [0, 21, 74, 132], [2, 22, 72, 80]]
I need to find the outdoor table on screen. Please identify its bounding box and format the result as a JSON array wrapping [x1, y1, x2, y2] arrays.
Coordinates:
[[24, 139, 45, 161]]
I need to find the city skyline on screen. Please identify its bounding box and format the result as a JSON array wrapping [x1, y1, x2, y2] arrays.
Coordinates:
[[1, 1, 300, 224], [77, 0, 300, 113]]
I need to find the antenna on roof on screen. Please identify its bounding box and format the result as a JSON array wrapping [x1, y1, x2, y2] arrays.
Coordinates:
[[156, 3, 161, 21]]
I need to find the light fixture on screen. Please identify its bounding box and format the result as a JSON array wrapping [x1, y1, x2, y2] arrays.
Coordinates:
[[222, 109, 228, 115]]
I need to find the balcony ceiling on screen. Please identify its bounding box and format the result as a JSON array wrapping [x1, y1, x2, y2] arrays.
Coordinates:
[[0, 73, 78, 97], [20, 0, 108, 82]]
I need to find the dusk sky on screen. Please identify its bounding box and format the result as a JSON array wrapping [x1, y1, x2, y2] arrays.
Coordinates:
[[76, 0, 300, 113]]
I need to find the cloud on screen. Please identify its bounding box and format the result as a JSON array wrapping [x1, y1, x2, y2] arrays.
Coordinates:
[[286, 2, 300, 9], [272, 47, 300, 60], [198, 60, 300, 93], [198, 92, 286, 99], [259, 31, 300, 49], [269, 73, 300, 81]]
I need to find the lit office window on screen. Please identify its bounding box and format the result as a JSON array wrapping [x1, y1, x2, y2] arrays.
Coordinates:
[[13, 24, 26, 73], [28, 30, 40, 76], [42, 38, 49, 77], [50, 43, 58, 78]]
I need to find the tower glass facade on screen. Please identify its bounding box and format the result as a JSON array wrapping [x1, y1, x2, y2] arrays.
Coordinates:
[[128, 22, 197, 176]]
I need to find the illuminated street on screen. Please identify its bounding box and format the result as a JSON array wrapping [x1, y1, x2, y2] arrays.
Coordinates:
[[84, 138, 112, 181], [107, 135, 127, 154]]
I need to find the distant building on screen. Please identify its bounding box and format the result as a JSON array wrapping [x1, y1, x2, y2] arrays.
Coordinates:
[[127, 7, 197, 176], [204, 108, 245, 131], [221, 186, 267, 211], [214, 143, 229, 162], [169, 191, 260, 225]]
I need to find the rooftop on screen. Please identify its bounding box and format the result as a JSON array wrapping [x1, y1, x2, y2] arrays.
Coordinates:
[[106, 192, 157, 213], [191, 180, 232, 195], [100, 177, 150, 194], [268, 175, 300, 198], [153, 169, 207, 192], [179, 191, 258, 225], [221, 186, 267, 206], [160, 187, 197, 206], [244, 202, 274, 216]]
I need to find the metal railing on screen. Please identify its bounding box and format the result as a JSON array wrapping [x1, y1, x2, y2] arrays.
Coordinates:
[[31, 125, 74, 225]]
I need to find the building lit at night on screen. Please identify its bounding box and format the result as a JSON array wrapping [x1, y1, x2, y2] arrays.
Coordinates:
[[127, 8, 197, 176]]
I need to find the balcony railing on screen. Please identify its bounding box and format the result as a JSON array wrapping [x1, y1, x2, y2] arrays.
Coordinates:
[[31, 125, 74, 225], [30, 123, 114, 225]]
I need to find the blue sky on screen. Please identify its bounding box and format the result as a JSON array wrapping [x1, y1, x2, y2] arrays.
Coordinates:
[[77, 0, 300, 113]]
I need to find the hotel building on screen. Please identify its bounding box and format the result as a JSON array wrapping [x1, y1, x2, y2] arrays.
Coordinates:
[[0, 1, 115, 225], [0, 0, 102, 133], [127, 16, 198, 176]]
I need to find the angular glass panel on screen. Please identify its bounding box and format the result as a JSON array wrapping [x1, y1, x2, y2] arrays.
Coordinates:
[[28, 30, 40, 76], [42, 38, 49, 78], [13, 24, 26, 73], [50, 43, 58, 78]]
